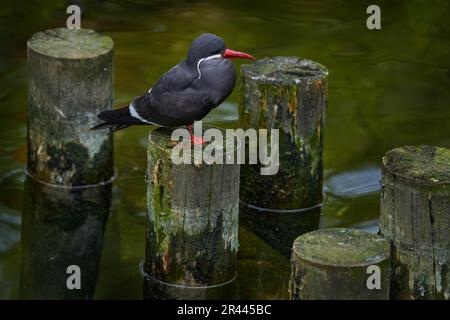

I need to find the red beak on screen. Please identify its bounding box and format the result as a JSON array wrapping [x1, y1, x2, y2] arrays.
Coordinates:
[[223, 48, 256, 60]]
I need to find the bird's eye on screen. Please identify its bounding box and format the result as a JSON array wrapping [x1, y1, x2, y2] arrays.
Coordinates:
[[212, 49, 221, 55]]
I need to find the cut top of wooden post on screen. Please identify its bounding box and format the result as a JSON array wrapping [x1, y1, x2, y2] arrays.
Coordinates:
[[241, 56, 328, 85], [383, 145, 450, 185], [149, 127, 238, 160], [27, 28, 113, 59], [292, 228, 390, 267]]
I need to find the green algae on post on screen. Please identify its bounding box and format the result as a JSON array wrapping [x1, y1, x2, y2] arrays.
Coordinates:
[[380, 145, 450, 300], [144, 128, 240, 299], [290, 228, 390, 300], [383, 145, 450, 184], [27, 28, 114, 186], [239, 56, 328, 210]]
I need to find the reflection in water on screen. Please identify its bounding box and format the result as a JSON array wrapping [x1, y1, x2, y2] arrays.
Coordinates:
[[143, 225, 291, 300], [143, 273, 236, 300], [351, 219, 380, 234], [234, 226, 290, 299], [240, 203, 320, 258], [325, 167, 381, 198], [20, 178, 111, 299]]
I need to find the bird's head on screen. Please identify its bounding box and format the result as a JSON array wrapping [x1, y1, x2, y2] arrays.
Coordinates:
[[187, 33, 255, 65]]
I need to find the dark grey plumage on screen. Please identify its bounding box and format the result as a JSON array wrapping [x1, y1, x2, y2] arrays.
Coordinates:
[[92, 33, 253, 132]]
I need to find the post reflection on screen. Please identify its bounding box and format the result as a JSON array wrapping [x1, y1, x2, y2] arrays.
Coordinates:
[[20, 178, 111, 299], [240, 203, 321, 258]]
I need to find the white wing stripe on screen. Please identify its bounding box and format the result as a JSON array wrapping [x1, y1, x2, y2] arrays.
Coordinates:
[[129, 103, 154, 125]]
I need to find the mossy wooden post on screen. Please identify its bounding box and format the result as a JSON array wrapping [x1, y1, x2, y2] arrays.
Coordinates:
[[239, 57, 328, 210], [20, 178, 111, 299], [380, 146, 450, 300], [290, 228, 390, 300], [27, 28, 114, 186], [144, 128, 240, 299]]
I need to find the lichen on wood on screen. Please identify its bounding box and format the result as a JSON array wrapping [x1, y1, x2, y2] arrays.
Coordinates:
[[239, 56, 328, 210], [383, 145, 450, 184], [290, 228, 390, 300], [28, 28, 113, 59], [380, 145, 450, 300], [144, 128, 240, 299], [27, 28, 114, 186]]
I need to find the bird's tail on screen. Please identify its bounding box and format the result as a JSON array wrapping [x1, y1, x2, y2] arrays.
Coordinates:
[[91, 105, 139, 132], [90, 122, 131, 132]]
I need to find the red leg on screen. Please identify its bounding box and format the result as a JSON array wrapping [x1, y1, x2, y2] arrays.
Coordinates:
[[187, 124, 207, 145]]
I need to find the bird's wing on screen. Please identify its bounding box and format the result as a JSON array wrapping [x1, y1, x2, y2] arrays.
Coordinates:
[[134, 90, 218, 126], [150, 61, 197, 94], [131, 60, 223, 126]]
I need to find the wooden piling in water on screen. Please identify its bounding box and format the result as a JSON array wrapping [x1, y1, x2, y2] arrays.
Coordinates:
[[27, 28, 114, 186], [239, 57, 328, 210], [290, 228, 390, 300], [144, 128, 240, 299], [380, 145, 450, 300]]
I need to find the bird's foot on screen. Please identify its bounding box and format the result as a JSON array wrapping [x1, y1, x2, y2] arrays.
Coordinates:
[[186, 124, 207, 145], [191, 135, 207, 145]]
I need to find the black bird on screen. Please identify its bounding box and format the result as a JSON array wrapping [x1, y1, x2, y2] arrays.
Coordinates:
[[91, 33, 255, 144]]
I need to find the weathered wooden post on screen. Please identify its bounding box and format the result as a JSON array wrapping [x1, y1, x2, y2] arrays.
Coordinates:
[[27, 28, 114, 186], [290, 228, 390, 300], [144, 128, 240, 299], [380, 145, 450, 300], [239, 56, 328, 210], [20, 178, 111, 299]]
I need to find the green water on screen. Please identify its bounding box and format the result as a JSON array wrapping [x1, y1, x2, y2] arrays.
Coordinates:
[[0, 0, 449, 299]]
